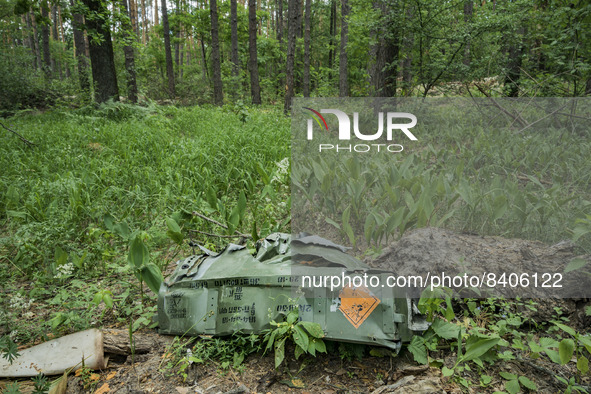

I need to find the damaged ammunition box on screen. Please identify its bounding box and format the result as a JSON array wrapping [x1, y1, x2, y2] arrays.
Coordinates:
[[157, 233, 428, 350]]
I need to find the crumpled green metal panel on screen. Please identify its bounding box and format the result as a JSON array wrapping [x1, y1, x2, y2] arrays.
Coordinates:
[[157, 233, 427, 350]]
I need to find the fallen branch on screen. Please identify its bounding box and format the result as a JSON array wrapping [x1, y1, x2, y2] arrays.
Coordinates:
[[188, 229, 250, 239], [192, 211, 227, 229], [191, 211, 251, 238], [0, 121, 36, 146]]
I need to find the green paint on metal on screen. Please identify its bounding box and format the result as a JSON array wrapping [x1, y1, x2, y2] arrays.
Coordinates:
[[157, 233, 427, 350]]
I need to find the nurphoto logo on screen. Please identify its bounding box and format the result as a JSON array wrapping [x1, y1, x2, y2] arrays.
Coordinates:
[[304, 107, 418, 153]]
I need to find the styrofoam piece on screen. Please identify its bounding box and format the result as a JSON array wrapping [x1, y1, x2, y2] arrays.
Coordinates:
[[0, 329, 105, 377]]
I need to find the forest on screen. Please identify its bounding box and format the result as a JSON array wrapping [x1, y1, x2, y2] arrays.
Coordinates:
[[1, 0, 591, 113], [2, 0, 591, 393]]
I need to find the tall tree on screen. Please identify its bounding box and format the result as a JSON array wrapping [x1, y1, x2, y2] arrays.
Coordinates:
[[370, 0, 398, 96], [249, 0, 261, 104], [28, 11, 41, 70], [302, 0, 311, 97], [51, 5, 59, 76], [276, 0, 283, 43], [154, 0, 159, 25], [284, 0, 298, 113], [339, 0, 349, 96], [70, 0, 90, 91], [120, 0, 138, 102], [230, 0, 240, 93], [141, 0, 147, 44], [161, 0, 175, 97], [40, 2, 51, 76], [463, 0, 473, 67], [327, 0, 336, 77], [210, 0, 224, 105], [82, 0, 119, 102]]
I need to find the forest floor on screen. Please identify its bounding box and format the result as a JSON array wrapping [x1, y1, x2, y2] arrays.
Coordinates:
[[2, 227, 591, 394]]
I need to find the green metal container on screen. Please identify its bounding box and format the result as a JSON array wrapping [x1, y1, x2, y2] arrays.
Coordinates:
[[157, 233, 427, 350]]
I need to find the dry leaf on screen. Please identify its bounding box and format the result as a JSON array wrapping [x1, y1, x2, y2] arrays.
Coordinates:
[[94, 383, 110, 394]]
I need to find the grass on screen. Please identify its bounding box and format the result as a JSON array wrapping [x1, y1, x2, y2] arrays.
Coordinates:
[[292, 100, 591, 251], [0, 101, 290, 344]]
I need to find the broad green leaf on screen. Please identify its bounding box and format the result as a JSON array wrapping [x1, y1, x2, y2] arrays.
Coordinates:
[[492, 195, 507, 221], [298, 321, 324, 338], [518, 376, 536, 390], [292, 325, 309, 353], [559, 338, 575, 365], [166, 217, 183, 245], [325, 217, 341, 230], [505, 379, 520, 394], [459, 337, 499, 363], [408, 336, 428, 365], [113, 222, 131, 239], [545, 349, 562, 364], [103, 214, 115, 231], [499, 372, 517, 380], [140, 263, 162, 294], [274, 338, 286, 368], [54, 246, 68, 267], [431, 318, 460, 340], [555, 323, 577, 337], [237, 191, 247, 221], [577, 356, 589, 375], [128, 235, 149, 269], [294, 344, 305, 360], [206, 188, 218, 210], [228, 206, 240, 233], [311, 338, 326, 353], [233, 351, 245, 368], [103, 294, 114, 308], [441, 366, 454, 377], [286, 310, 298, 325], [565, 258, 588, 273], [539, 337, 559, 348]]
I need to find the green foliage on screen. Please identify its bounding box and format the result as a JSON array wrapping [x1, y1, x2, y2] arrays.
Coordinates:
[[0, 335, 20, 365], [409, 294, 591, 391], [262, 308, 326, 368], [162, 333, 262, 380], [295, 109, 591, 250]]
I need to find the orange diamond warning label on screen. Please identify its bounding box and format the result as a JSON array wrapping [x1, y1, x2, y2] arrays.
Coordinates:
[[338, 286, 381, 329]]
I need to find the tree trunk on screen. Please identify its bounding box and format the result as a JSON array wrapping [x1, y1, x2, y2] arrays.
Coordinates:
[[27, 12, 41, 69], [161, 0, 176, 97], [70, 0, 90, 91], [276, 0, 283, 43], [302, 0, 311, 97], [141, 0, 147, 44], [249, 0, 262, 104], [463, 0, 473, 67], [370, 0, 398, 97], [58, 7, 71, 79], [82, 0, 120, 102], [51, 5, 62, 78], [339, 0, 349, 96], [200, 36, 208, 82], [504, 27, 523, 97], [284, 0, 298, 113], [120, 0, 138, 103], [327, 0, 336, 78], [401, 3, 413, 95], [210, 0, 224, 105], [230, 0, 240, 95], [40, 3, 51, 76], [154, 0, 159, 25]]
